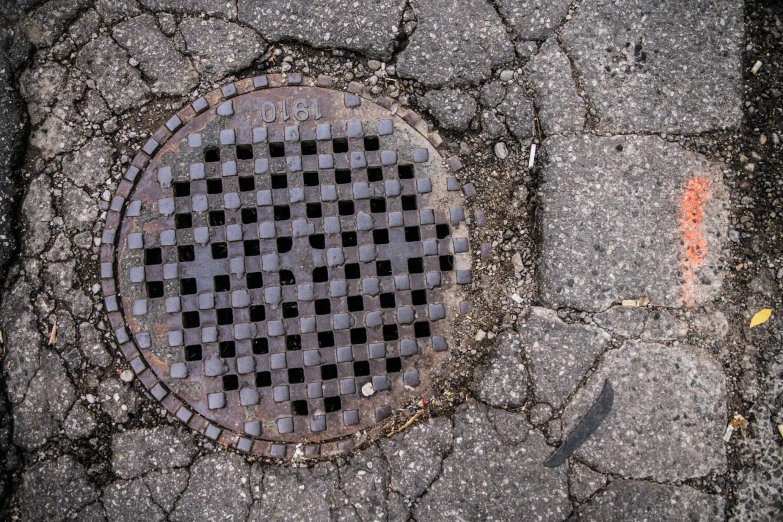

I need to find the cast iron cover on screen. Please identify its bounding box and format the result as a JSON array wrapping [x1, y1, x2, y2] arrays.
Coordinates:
[[100, 74, 471, 459]]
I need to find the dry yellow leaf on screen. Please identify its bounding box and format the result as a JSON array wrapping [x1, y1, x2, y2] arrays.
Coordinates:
[[749, 308, 773, 328]]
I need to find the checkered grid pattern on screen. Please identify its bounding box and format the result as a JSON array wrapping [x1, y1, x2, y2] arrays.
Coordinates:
[[125, 119, 467, 437]]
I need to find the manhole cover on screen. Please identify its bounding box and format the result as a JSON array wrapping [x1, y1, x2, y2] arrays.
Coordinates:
[[100, 74, 471, 458]]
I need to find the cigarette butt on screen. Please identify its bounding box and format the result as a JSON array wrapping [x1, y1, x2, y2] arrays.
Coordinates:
[[751, 60, 762, 74], [528, 144, 537, 169]]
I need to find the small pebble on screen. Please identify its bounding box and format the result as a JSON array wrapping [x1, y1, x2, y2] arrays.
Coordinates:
[[361, 383, 375, 397], [120, 370, 134, 383], [499, 70, 514, 81], [494, 142, 508, 160]]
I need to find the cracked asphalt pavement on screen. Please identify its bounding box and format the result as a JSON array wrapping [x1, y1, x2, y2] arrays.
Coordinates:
[[1, 0, 783, 520]]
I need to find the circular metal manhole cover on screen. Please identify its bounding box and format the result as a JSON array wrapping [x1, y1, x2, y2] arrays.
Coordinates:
[[100, 74, 471, 459]]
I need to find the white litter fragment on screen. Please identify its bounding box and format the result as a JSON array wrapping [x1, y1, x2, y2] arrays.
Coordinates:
[[723, 424, 734, 442], [361, 383, 375, 397], [528, 143, 537, 169], [751, 60, 762, 74], [511, 293, 523, 303]]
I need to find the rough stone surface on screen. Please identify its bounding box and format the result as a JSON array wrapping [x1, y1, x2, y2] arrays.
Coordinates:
[[98, 377, 136, 424], [140, 0, 237, 18], [62, 184, 99, 234], [95, 0, 142, 24], [339, 447, 389, 521], [13, 349, 75, 450], [472, 331, 528, 407], [577, 479, 725, 521], [538, 134, 729, 311], [641, 310, 688, 341], [496, 0, 571, 40], [0, 40, 28, 274], [381, 416, 453, 499], [19, 61, 67, 126], [113, 15, 199, 96], [526, 39, 585, 134], [112, 427, 197, 479], [179, 17, 267, 81], [248, 463, 337, 522], [29, 113, 80, 159], [397, 0, 515, 87], [76, 35, 151, 113], [18, 456, 98, 521], [732, 439, 783, 521], [518, 307, 609, 408], [2, 282, 41, 403], [560, 0, 743, 133], [64, 402, 97, 440], [568, 462, 607, 502], [21, 0, 92, 48], [75, 502, 107, 522], [171, 454, 252, 521], [479, 81, 506, 108], [563, 341, 727, 481], [415, 404, 570, 521], [62, 137, 114, 188], [497, 85, 535, 139], [593, 306, 647, 337], [420, 89, 477, 131], [144, 469, 189, 513], [238, 0, 404, 61], [103, 478, 165, 522]]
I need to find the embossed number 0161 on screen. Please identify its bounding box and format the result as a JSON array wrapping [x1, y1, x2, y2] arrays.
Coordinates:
[[260, 99, 323, 123]]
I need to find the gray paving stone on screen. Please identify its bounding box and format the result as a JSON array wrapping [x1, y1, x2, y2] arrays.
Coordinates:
[[538, 134, 730, 312], [112, 427, 197, 479], [98, 377, 136, 424], [171, 454, 252, 522], [420, 89, 477, 131], [69, 9, 102, 48], [380, 417, 453, 499], [560, 0, 743, 133], [2, 282, 41, 404], [641, 310, 688, 341], [238, 0, 405, 61], [19, 61, 67, 126], [103, 478, 165, 522], [113, 15, 199, 96], [13, 349, 75, 450], [576, 479, 724, 521], [479, 81, 506, 108], [731, 440, 783, 521], [64, 402, 97, 440], [75, 502, 107, 522], [78, 322, 112, 367], [471, 331, 528, 408], [568, 461, 607, 503], [143, 468, 190, 513], [29, 113, 81, 159], [397, 0, 514, 87], [496, 0, 571, 41], [62, 137, 114, 189], [76, 35, 151, 113], [18, 455, 98, 522], [387, 491, 411, 522], [414, 404, 570, 521], [593, 306, 647, 338], [95, 0, 142, 25], [20, 176, 52, 256], [526, 39, 585, 134], [248, 462, 337, 522], [339, 447, 389, 521], [518, 307, 609, 409], [497, 84, 534, 140], [140, 0, 237, 18], [563, 341, 727, 481], [80, 89, 112, 124], [481, 111, 507, 139], [179, 17, 267, 81], [20, 0, 92, 47]]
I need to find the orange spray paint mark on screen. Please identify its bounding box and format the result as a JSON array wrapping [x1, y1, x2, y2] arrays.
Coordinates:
[[679, 176, 712, 306]]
